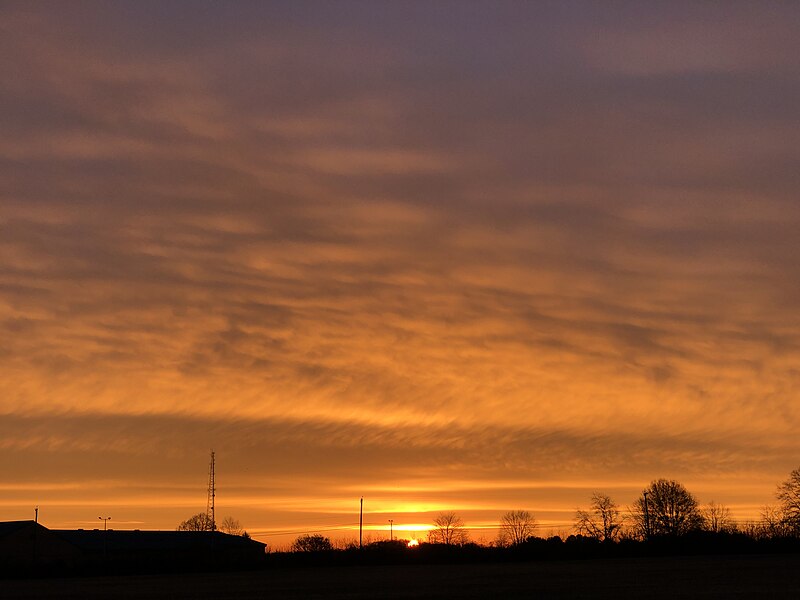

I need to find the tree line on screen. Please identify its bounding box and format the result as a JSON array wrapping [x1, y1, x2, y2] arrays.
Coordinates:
[[288, 466, 800, 552], [176, 514, 250, 538]]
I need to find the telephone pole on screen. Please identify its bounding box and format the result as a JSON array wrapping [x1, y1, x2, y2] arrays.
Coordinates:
[[643, 491, 650, 540], [389, 519, 393, 541], [99, 516, 111, 562], [359, 497, 363, 549]]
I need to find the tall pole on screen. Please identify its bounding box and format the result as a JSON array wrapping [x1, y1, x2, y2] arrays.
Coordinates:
[[33, 506, 39, 571], [206, 450, 216, 532], [211, 451, 215, 531], [389, 519, 393, 541], [643, 491, 650, 540], [359, 497, 363, 549], [99, 516, 111, 562]]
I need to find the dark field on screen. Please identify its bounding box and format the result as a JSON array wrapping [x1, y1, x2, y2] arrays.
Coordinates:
[[3, 554, 799, 599]]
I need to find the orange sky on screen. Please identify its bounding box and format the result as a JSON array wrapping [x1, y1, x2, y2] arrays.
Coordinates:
[[1, 2, 800, 547]]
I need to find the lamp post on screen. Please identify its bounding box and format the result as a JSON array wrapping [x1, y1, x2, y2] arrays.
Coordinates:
[[389, 519, 393, 541], [642, 492, 650, 540]]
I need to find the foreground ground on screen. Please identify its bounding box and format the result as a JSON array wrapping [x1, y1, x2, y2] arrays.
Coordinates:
[[2, 554, 799, 599]]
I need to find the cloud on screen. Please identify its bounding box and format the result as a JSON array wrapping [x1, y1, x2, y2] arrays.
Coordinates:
[[1, 1, 800, 531], [1, 411, 793, 534], [1, 412, 795, 491]]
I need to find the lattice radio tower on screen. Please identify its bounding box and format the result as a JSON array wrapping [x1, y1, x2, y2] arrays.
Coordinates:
[[205, 450, 216, 531]]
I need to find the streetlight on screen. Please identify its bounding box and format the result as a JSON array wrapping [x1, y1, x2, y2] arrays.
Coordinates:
[[98, 516, 111, 531], [389, 519, 393, 541]]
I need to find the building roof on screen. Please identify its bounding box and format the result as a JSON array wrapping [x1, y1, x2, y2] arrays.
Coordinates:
[[51, 529, 265, 553], [0, 520, 39, 537]]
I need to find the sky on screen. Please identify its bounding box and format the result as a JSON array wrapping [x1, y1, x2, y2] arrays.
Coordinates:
[[1, 1, 800, 547]]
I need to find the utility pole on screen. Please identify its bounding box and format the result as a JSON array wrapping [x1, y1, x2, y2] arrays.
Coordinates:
[[33, 506, 39, 571], [99, 516, 111, 562], [389, 519, 393, 541], [643, 491, 650, 540], [359, 497, 363, 549]]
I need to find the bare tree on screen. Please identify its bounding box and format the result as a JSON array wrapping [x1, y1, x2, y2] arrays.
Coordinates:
[[427, 512, 468, 545], [497, 510, 536, 547], [333, 537, 359, 550], [219, 516, 245, 536], [701, 501, 736, 533], [776, 466, 800, 535], [759, 504, 792, 539], [632, 479, 703, 537], [291, 533, 333, 552], [574, 493, 623, 542], [177, 513, 213, 531]]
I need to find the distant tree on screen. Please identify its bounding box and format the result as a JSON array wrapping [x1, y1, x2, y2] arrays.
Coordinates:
[[497, 510, 536, 547], [739, 520, 762, 540], [574, 493, 623, 542], [219, 516, 245, 536], [701, 501, 736, 533], [756, 504, 792, 538], [177, 513, 213, 531], [776, 466, 800, 535], [291, 533, 333, 552], [365, 539, 409, 552], [427, 512, 468, 545], [333, 537, 359, 550], [632, 479, 703, 537]]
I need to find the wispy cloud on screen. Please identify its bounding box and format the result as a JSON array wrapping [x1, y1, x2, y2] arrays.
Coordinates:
[[1, 1, 799, 532]]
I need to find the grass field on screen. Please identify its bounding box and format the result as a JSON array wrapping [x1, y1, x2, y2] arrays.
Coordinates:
[[2, 554, 799, 599]]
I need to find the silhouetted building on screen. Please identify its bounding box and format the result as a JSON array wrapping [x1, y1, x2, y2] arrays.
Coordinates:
[[0, 521, 83, 572], [0, 521, 266, 573], [53, 528, 266, 569]]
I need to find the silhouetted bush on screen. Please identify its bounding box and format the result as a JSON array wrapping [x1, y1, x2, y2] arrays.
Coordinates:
[[291, 534, 333, 553]]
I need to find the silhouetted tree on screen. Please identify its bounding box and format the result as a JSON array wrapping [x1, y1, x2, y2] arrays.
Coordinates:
[[427, 512, 468, 545], [574, 493, 623, 542], [776, 466, 800, 535], [701, 501, 736, 533], [177, 513, 213, 531], [219, 516, 245, 536], [333, 537, 360, 550], [497, 510, 536, 547], [632, 479, 703, 537], [291, 533, 333, 552], [759, 504, 792, 539]]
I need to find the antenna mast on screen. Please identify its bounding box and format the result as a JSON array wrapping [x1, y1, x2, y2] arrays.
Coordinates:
[[206, 450, 216, 531]]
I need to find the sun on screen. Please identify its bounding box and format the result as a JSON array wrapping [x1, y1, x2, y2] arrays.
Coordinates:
[[407, 539, 419, 548]]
